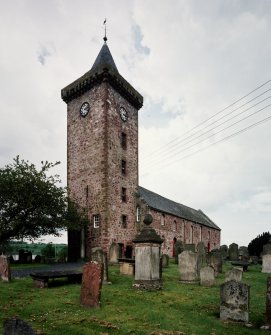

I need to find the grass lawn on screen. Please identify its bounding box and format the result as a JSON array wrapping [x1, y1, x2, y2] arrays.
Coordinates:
[[0, 261, 270, 335]]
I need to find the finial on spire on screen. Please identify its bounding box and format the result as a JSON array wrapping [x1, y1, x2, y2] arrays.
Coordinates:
[[103, 18, 107, 43]]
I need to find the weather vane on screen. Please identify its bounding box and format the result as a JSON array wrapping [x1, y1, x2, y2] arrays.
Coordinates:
[[103, 18, 107, 42]]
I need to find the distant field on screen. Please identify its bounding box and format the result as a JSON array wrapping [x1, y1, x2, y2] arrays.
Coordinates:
[[0, 261, 270, 335], [7, 242, 67, 257]]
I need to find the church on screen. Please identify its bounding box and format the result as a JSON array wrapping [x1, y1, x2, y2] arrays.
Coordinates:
[[61, 37, 221, 262]]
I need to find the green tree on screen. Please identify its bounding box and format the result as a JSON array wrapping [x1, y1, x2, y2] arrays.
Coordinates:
[[248, 231, 271, 256], [0, 156, 88, 246]]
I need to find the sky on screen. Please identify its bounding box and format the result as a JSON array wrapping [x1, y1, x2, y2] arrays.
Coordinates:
[[1, 0, 271, 247]]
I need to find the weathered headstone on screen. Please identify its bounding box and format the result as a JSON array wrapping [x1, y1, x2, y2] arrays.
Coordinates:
[[219, 245, 228, 260], [239, 246, 249, 261], [263, 243, 271, 256], [161, 254, 169, 268], [207, 249, 222, 277], [133, 214, 164, 290], [179, 250, 199, 283], [197, 241, 207, 269], [220, 280, 250, 322], [200, 266, 215, 287], [228, 243, 239, 261], [109, 242, 119, 264], [262, 254, 271, 273], [91, 247, 110, 283], [174, 240, 184, 264], [0, 255, 11, 282], [225, 267, 243, 282], [80, 261, 103, 308], [3, 318, 37, 335]]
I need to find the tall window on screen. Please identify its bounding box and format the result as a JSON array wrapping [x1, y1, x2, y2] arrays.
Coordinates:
[[161, 213, 165, 226], [121, 160, 127, 175], [121, 187, 127, 202], [173, 220, 177, 231], [121, 132, 127, 149], [122, 215, 127, 228], [93, 214, 100, 228]]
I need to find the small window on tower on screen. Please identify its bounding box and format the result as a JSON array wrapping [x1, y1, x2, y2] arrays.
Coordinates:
[[121, 132, 127, 149], [161, 213, 165, 226], [122, 215, 127, 228], [93, 214, 100, 228], [136, 207, 140, 222], [121, 187, 127, 202], [121, 160, 126, 175]]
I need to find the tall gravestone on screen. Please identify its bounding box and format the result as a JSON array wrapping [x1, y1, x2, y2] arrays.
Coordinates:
[[220, 280, 250, 322], [265, 277, 271, 328], [207, 249, 222, 277], [109, 242, 119, 264], [219, 245, 228, 260], [161, 254, 169, 268], [228, 243, 239, 261], [0, 255, 11, 282], [262, 255, 271, 273], [179, 250, 199, 283], [133, 214, 164, 290], [239, 246, 249, 261], [174, 240, 184, 264], [261, 277, 271, 330], [91, 247, 110, 283], [197, 241, 207, 269], [80, 261, 103, 308]]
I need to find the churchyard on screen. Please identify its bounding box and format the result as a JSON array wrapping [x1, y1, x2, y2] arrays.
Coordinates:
[[0, 260, 270, 335]]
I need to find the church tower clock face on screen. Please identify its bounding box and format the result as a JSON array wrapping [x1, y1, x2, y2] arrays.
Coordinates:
[[80, 102, 90, 117], [119, 106, 128, 122]]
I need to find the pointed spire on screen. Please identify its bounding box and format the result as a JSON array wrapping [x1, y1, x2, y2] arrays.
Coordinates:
[[91, 42, 118, 72]]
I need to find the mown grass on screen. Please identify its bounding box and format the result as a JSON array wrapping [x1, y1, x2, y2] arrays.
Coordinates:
[[0, 261, 270, 335]]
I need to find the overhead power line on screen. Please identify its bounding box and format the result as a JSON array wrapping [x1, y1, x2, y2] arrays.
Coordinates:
[[141, 79, 271, 162]]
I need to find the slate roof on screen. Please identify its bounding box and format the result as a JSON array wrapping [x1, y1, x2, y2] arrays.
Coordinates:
[[138, 186, 220, 230], [61, 41, 143, 109]]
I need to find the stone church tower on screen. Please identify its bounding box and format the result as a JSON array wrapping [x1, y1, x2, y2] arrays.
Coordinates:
[[62, 38, 143, 261]]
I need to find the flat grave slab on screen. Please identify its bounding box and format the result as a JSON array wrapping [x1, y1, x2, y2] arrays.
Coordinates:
[[30, 270, 82, 288]]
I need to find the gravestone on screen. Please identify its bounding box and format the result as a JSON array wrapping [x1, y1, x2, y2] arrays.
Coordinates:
[[0, 255, 11, 282], [133, 214, 164, 290], [207, 249, 222, 277], [225, 267, 243, 282], [228, 243, 239, 261], [197, 241, 207, 269], [185, 244, 196, 252], [80, 261, 103, 308], [200, 266, 215, 287], [265, 277, 271, 327], [91, 247, 110, 283], [262, 254, 271, 273], [161, 254, 169, 268], [239, 246, 249, 261], [109, 242, 119, 264], [174, 240, 184, 264], [178, 250, 199, 283], [219, 245, 228, 260], [119, 260, 134, 275], [263, 243, 271, 256], [3, 318, 37, 335], [220, 280, 250, 322]]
